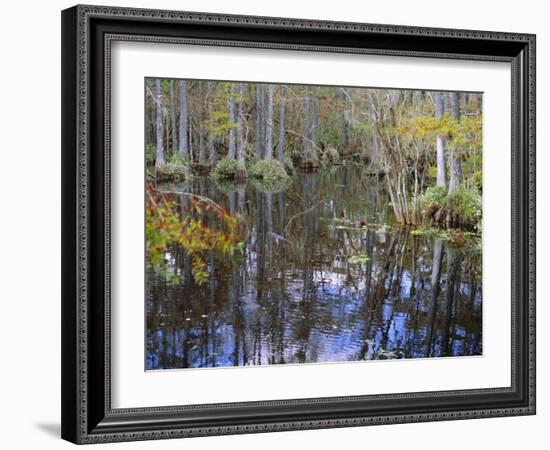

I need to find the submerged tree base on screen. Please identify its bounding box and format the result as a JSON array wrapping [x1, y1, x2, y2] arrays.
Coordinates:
[[419, 186, 482, 231], [192, 162, 212, 175], [234, 167, 248, 180], [298, 158, 320, 173], [211, 158, 238, 179], [155, 156, 190, 182]]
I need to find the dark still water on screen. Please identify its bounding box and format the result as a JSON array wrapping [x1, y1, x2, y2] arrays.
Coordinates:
[[146, 167, 482, 370]]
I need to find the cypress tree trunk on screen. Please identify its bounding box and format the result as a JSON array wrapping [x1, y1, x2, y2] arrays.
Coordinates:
[[188, 120, 193, 162], [178, 80, 188, 158], [265, 84, 274, 160], [207, 81, 216, 165], [278, 85, 286, 162], [256, 84, 264, 160], [228, 85, 236, 160], [337, 88, 349, 148], [170, 80, 177, 154], [303, 86, 310, 156], [198, 83, 206, 165], [310, 87, 320, 161], [448, 92, 463, 195], [236, 83, 248, 179], [434, 92, 446, 188], [155, 79, 165, 168]]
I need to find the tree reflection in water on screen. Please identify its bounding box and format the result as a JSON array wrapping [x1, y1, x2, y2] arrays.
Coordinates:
[[146, 167, 482, 370]]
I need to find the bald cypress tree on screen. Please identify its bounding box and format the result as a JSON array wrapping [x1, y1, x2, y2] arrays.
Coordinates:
[[235, 83, 248, 179], [178, 80, 188, 158], [434, 92, 446, 188], [265, 84, 274, 161], [155, 79, 165, 169]]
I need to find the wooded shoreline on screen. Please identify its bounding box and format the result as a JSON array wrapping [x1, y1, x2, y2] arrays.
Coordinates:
[[146, 79, 482, 230]]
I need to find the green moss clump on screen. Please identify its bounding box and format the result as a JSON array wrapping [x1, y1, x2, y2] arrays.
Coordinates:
[[446, 188, 482, 229], [145, 144, 156, 166], [212, 158, 238, 179], [322, 146, 340, 164], [156, 154, 190, 182], [249, 159, 289, 181], [419, 186, 447, 218], [419, 186, 481, 230]]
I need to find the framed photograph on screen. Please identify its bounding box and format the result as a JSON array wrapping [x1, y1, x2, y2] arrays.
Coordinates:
[[61, 4, 536, 444]]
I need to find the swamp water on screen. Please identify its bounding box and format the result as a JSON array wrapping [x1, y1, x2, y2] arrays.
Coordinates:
[[146, 166, 482, 370]]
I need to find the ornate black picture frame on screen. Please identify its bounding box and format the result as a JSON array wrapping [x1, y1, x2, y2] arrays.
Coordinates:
[[61, 4, 536, 444]]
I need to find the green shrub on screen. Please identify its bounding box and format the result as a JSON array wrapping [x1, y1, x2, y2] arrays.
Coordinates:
[[249, 159, 289, 180], [156, 154, 190, 182], [419, 186, 481, 230], [419, 186, 447, 217], [473, 170, 483, 192], [145, 144, 156, 166], [212, 158, 238, 179], [426, 165, 438, 181], [323, 146, 340, 163], [447, 188, 482, 228]]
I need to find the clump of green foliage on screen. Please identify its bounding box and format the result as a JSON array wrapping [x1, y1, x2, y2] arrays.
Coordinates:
[[249, 159, 289, 181], [323, 146, 340, 164], [211, 158, 238, 179], [473, 170, 483, 192], [447, 188, 482, 229], [419, 186, 481, 230], [156, 154, 190, 182], [419, 186, 447, 218], [146, 144, 156, 166]]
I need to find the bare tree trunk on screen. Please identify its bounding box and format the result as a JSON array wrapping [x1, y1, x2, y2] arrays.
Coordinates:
[[188, 120, 193, 162], [170, 80, 177, 154], [303, 86, 310, 156], [265, 84, 274, 160], [310, 87, 320, 161], [448, 92, 463, 195], [236, 83, 248, 179], [337, 88, 349, 149], [228, 85, 236, 160], [198, 83, 206, 165], [278, 85, 286, 162], [155, 79, 165, 168], [207, 81, 216, 165], [178, 80, 188, 158], [256, 84, 264, 159], [434, 92, 446, 188]]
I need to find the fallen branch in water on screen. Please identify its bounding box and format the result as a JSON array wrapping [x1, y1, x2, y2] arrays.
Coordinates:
[[284, 199, 325, 233]]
